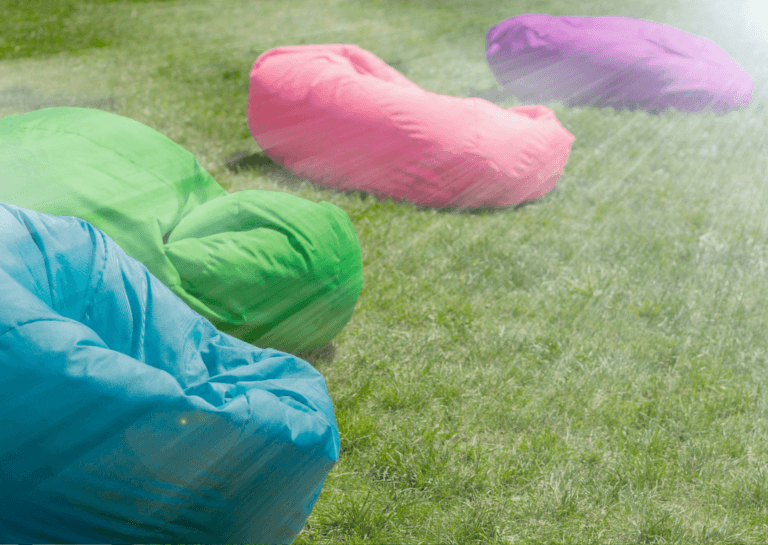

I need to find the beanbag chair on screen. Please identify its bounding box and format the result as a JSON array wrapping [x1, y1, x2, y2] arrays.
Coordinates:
[[0, 202, 338, 543], [247, 44, 574, 208], [0, 107, 363, 354], [485, 14, 753, 114]]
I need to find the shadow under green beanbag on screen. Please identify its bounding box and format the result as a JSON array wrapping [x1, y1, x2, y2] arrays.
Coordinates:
[[0, 107, 363, 353]]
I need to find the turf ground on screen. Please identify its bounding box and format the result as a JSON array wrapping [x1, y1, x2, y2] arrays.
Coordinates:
[[3, 0, 768, 542]]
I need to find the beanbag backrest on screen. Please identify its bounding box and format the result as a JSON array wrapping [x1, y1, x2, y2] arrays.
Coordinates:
[[0, 202, 338, 543], [0, 107, 363, 354], [485, 14, 753, 113], [248, 44, 574, 208]]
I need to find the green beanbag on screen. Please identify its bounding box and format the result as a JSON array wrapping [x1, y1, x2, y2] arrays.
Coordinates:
[[0, 107, 363, 353]]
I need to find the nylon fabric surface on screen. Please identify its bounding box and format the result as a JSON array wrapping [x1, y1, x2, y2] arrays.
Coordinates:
[[248, 44, 575, 208], [485, 14, 753, 113], [0, 202, 338, 543], [0, 107, 363, 353]]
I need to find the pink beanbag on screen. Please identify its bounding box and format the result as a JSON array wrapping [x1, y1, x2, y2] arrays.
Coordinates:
[[486, 15, 754, 114], [248, 45, 574, 208]]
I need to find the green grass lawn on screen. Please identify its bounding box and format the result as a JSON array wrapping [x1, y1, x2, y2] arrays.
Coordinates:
[[4, 0, 768, 542]]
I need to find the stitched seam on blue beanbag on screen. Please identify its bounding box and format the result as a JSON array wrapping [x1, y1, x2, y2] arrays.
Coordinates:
[[81, 228, 109, 323], [15, 214, 58, 308], [0, 317, 77, 339]]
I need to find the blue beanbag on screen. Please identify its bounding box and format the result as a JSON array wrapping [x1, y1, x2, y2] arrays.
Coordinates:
[[0, 203, 339, 544]]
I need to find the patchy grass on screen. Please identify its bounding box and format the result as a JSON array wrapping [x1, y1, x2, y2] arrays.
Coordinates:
[[4, 0, 768, 542]]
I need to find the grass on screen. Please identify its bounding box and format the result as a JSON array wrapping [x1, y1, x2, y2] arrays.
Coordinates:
[[3, 0, 768, 542]]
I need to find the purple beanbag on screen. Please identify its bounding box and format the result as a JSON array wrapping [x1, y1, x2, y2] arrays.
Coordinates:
[[486, 14, 753, 114]]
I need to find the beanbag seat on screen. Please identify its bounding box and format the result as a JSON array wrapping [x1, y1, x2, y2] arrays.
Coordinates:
[[0, 202, 338, 543], [485, 14, 753, 114], [247, 44, 574, 208], [0, 107, 363, 354]]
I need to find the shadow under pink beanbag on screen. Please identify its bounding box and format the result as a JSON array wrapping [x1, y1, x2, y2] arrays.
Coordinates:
[[486, 15, 753, 114], [248, 45, 574, 208]]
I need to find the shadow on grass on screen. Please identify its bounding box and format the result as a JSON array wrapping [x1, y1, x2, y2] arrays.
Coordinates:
[[296, 342, 337, 367], [225, 150, 539, 215], [225, 149, 277, 172]]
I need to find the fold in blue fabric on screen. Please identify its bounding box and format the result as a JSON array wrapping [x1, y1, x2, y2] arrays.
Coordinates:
[[0, 202, 339, 544]]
